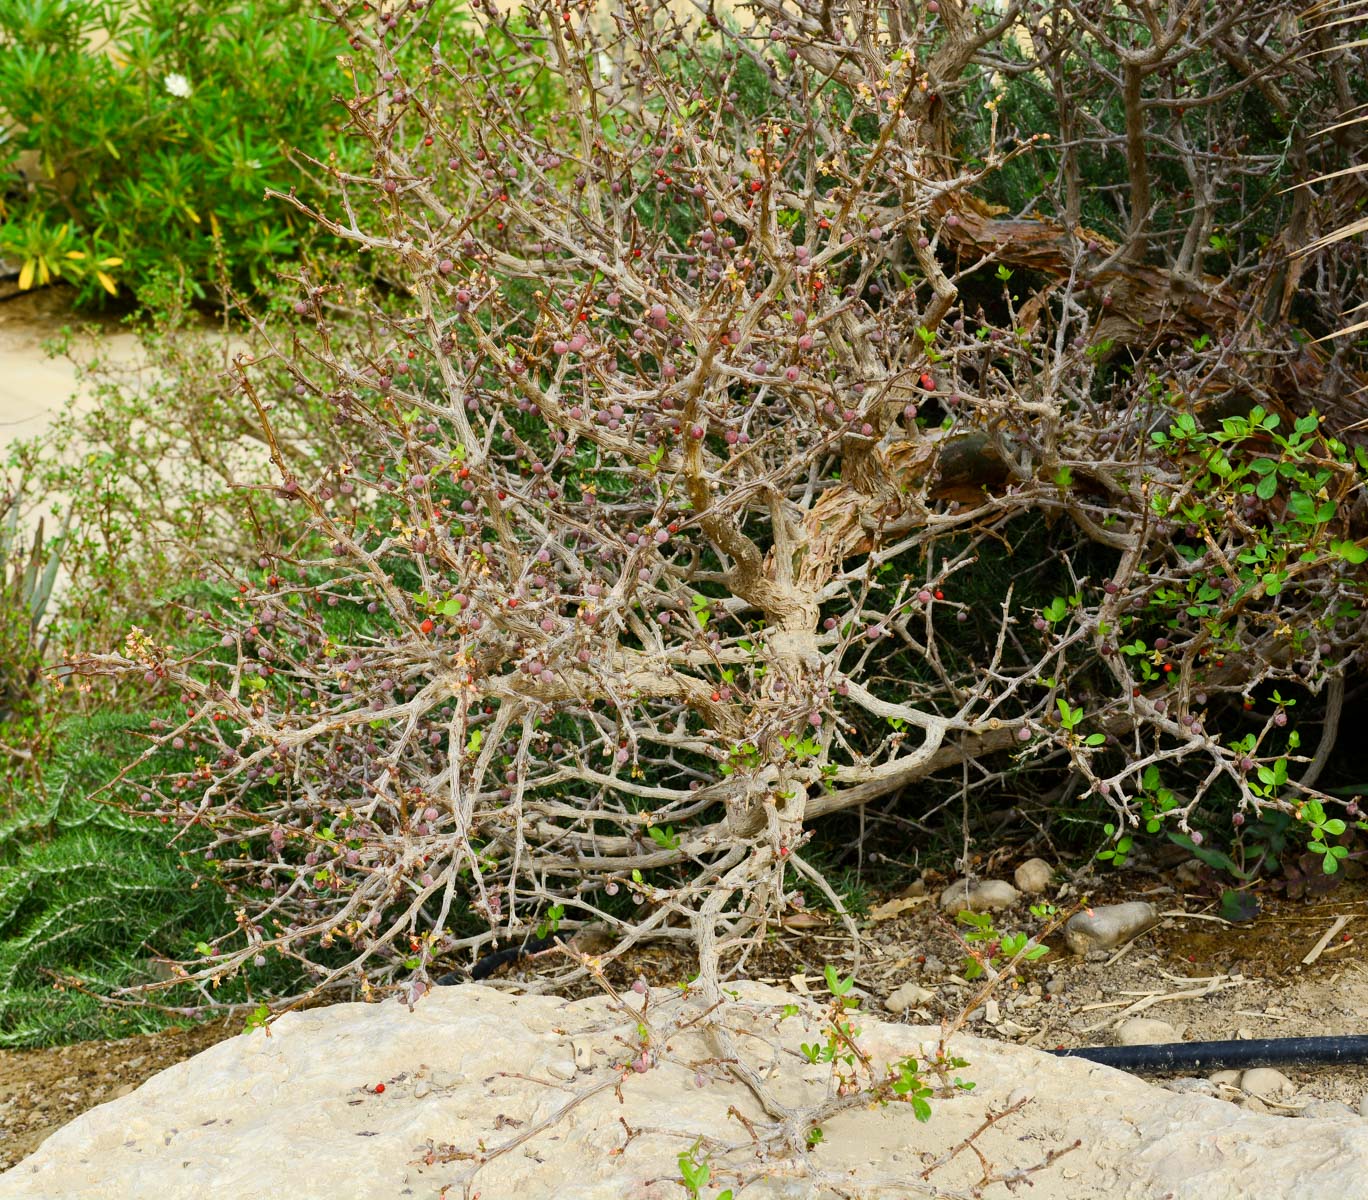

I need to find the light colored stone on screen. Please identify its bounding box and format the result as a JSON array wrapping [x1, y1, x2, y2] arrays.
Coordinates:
[[6, 982, 1368, 1200], [542, 1054, 577, 1081], [1014, 858, 1054, 895], [1115, 1018, 1178, 1047], [1064, 902, 1159, 954], [1241, 1067, 1295, 1101], [1297, 1101, 1356, 1120], [571, 1039, 593, 1072], [884, 982, 934, 1015], [939, 878, 1020, 914], [1210, 1070, 1242, 1088], [1163, 1078, 1216, 1097]]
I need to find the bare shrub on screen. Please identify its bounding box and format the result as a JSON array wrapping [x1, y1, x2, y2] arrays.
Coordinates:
[[72, 0, 1368, 1009]]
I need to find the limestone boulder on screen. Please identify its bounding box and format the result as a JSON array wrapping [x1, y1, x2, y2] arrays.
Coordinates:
[[3, 982, 1366, 1200]]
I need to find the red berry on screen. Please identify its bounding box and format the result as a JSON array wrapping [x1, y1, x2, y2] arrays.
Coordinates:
[[421, 618, 434, 634]]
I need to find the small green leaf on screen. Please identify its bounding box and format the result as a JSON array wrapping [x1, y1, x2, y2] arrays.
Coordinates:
[[1219, 889, 1260, 923]]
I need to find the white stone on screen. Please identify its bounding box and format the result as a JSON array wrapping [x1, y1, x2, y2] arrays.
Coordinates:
[[5, 983, 1368, 1200], [1014, 858, 1054, 895], [1241, 1067, 1295, 1100], [1064, 902, 1159, 954], [571, 1039, 593, 1072], [884, 982, 934, 1014], [939, 878, 1020, 913], [1298, 1101, 1357, 1120], [1163, 1078, 1217, 1097], [543, 1055, 577, 1081], [1114, 1018, 1178, 1047]]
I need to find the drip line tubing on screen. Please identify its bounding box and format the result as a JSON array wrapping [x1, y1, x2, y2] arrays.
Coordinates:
[[1049, 1037, 1368, 1072]]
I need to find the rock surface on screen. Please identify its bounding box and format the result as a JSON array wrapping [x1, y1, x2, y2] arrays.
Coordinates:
[[1297, 1100, 1357, 1120], [3, 982, 1368, 1200], [1064, 901, 1159, 954]]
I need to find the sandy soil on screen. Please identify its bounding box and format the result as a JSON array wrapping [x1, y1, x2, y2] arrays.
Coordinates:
[[0, 285, 140, 461]]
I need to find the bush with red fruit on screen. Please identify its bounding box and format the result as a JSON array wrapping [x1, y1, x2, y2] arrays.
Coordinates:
[[70, 0, 1368, 1007]]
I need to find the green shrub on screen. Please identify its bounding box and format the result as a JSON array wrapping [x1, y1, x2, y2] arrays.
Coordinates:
[[0, 0, 351, 304]]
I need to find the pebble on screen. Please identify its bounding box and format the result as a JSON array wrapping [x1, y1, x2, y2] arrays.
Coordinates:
[[1241, 1067, 1294, 1100], [1241, 1095, 1270, 1114], [1210, 1070, 1242, 1088], [884, 982, 934, 1015], [413, 1079, 431, 1099], [1014, 858, 1054, 895], [544, 1056, 577, 1081], [1297, 1100, 1356, 1120], [1063, 902, 1159, 954], [1174, 859, 1205, 888], [571, 1039, 594, 1072], [939, 878, 1020, 914], [1162, 1077, 1216, 1097], [1044, 975, 1066, 996], [1115, 1018, 1178, 1046]]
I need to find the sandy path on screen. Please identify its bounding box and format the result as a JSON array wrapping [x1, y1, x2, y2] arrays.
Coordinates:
[[0, 287, 141, 464]]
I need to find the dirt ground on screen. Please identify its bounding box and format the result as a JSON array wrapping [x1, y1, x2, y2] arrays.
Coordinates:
[[4, 853, 1367, 1172]]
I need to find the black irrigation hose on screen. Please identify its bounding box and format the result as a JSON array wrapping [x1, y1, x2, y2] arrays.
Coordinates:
[[1050, 1037, 1368, 1073]]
